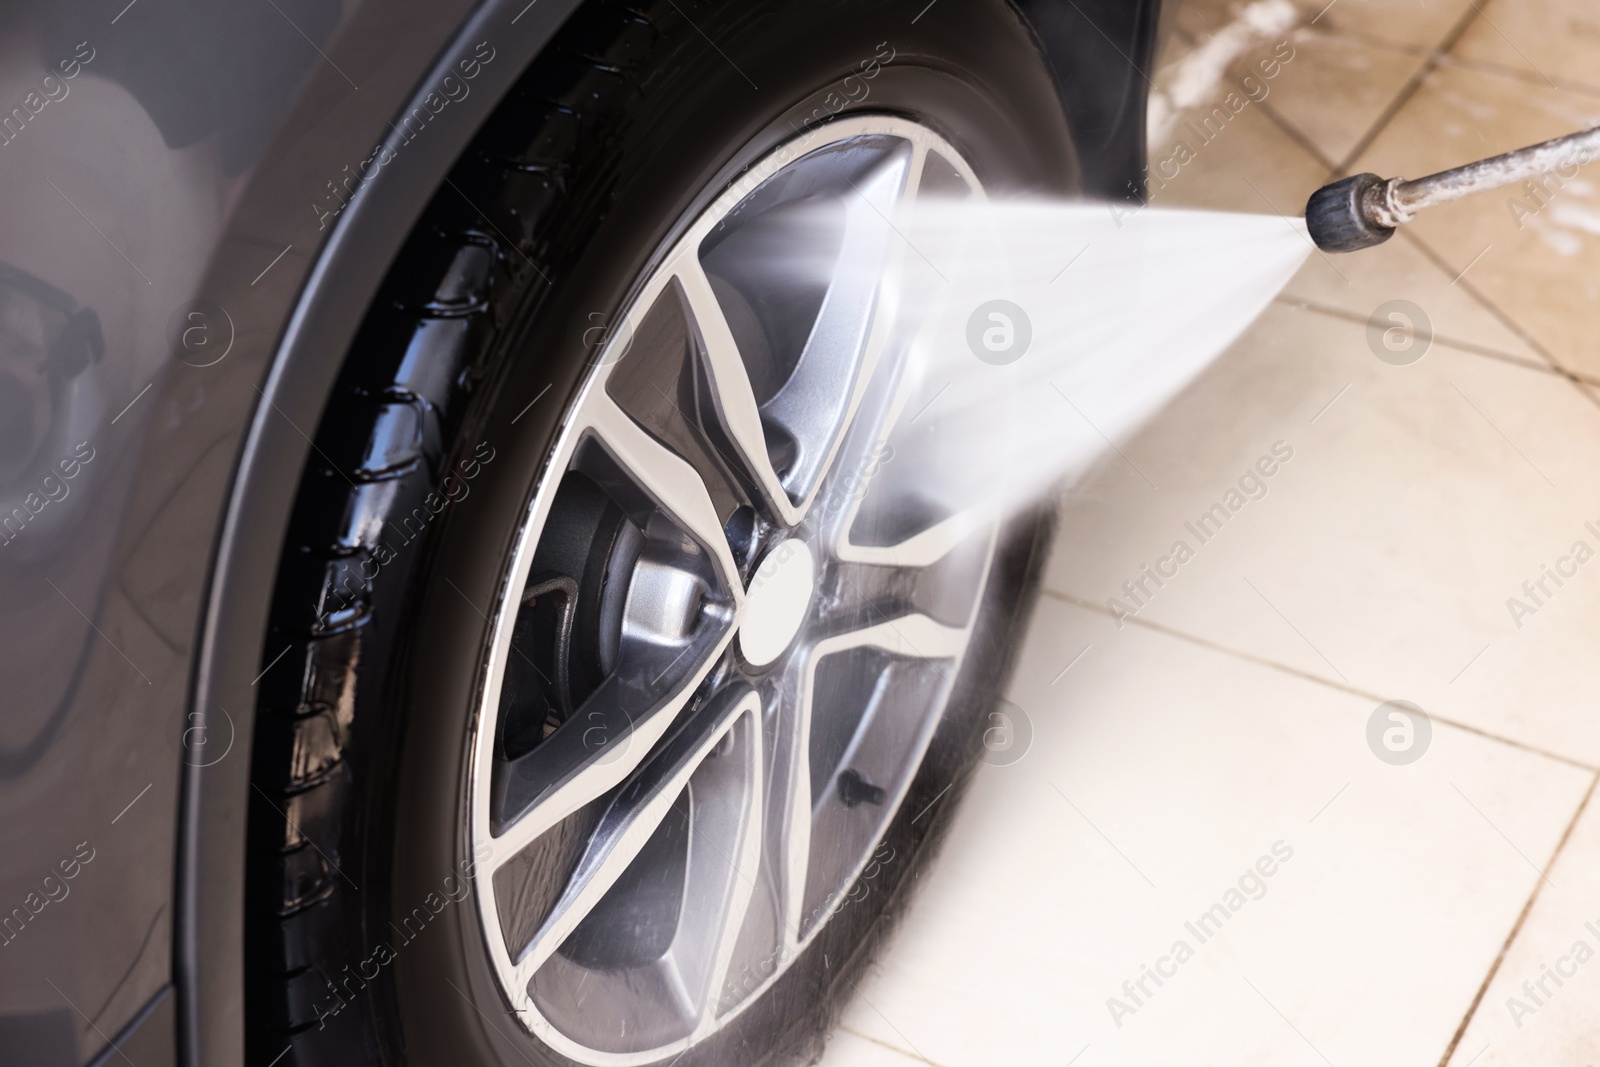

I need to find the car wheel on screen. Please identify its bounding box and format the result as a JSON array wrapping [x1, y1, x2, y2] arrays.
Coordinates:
[[247, 2, 1077, 1065]]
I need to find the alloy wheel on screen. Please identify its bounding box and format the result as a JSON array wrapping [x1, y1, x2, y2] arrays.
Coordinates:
[[468, 115, 997, 1065]]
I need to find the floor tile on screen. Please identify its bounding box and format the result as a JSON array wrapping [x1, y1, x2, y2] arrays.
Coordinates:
[[1042, 301, 1600, 767], [1349, 63, 1600, 378], [1149, 0, 1302, 148], [1176, 0, 1476, 54], [1279, 227, 1544, 364], [1452, 0, 1600, 97], [820, 1028, 935, 1067], [822, 8, 1600, 1066], [1444, 785, 1600, 1067], [1264, 28, 1428, 166], [1148, 80, 1331, 218], [824, 598, 1592, 1067]]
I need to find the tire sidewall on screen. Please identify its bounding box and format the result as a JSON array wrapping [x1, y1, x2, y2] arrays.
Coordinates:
[[388, 3, 1077, 1064]]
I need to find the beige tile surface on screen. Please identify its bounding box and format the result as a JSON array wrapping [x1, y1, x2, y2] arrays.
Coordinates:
[[1149, 88, 1331, 217], [821, 1029, 931, 1067], [821, 4, 1600, 1065], [821, 598, 1593, 1067], [1175, 0, 1476, 53], [1279, 227, 1544, 365], [1350, 63, 1600, 378], [1146, 0, 1325, 197], [1044, 301, 1600, 766], [1453, 0, 1600, 96], [1444, 787, 1600, 1066], [1265, 28, 1428, 165]]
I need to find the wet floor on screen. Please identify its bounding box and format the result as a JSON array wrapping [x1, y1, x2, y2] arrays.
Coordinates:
[[823, 0, 1600, 1063]]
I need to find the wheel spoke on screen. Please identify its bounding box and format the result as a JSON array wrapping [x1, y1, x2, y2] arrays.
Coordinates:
[[772, 611, 968, 945], [601, 277, 766, 526], [675, 257, 799, 526], [510, 690, 764, 1012], [816, 613, 969, 668], [797, 280, 988, 571], [687, 694, 766, 1029], [584, 391, 743, 597], [755, 147, 911, 513], [837, 509, 993, 569], [488, 636, 729, 865], [771, 672, 812, 949], [824, 363, 997, 571]]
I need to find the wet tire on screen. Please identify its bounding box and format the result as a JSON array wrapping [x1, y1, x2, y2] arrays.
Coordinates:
[[246, 1, 1079, 1064]]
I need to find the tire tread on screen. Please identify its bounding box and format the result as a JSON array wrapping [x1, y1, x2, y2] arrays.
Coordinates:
[[245, 4, 656, 1058]]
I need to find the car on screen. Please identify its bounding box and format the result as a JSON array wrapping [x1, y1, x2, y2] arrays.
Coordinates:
[[0, 2, 1160, 1064]]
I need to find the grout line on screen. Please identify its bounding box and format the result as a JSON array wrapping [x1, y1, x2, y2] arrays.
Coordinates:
[[1441, 52, 1600, 101], [1166, 17, 1427, 66], [1394, 231, 1600, 421], [1434, 771, 1600, 1067], [1160, 16, 1417, 190], [1571, 380, 1600, 420], [1332, 3, 1485, 176], [1397, 229, 1568, 375], [1040, 588, 1600, 774], [1255, 98, 1340, 176], [838, 1026, 949, 1066], [838, 975, 943, 1067], [1242, 574, 1350, 682], [1303, 23, 1432, 59], [1461, 0, 1557, 90], [1272, 296, 1591, 383]]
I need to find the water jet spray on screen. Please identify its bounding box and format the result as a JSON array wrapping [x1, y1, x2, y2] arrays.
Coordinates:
[[1306, 125, 1600, 252]]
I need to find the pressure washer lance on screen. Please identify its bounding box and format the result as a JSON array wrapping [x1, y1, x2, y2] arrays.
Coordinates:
[[1306, 125, 1600, 252]]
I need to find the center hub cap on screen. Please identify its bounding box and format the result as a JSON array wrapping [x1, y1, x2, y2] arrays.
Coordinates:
[[739, 538, 815, 666]]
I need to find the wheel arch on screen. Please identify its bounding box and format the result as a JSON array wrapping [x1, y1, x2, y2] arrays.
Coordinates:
[[178, 3, 586, 1064], [179, 0, 1159, 1063]]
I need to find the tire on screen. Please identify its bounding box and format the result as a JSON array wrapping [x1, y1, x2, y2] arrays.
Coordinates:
[[246, 2, 1080, 1065]]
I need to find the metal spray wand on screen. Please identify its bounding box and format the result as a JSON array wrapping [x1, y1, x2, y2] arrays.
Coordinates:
[[1306, 125, 1600, 252]]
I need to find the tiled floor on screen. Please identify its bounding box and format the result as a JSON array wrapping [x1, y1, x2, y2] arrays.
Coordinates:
[[820, 0, 1600, 1064]]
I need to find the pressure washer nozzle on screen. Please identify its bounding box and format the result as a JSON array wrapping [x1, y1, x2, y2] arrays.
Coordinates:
[[1305, 124, 1600, 253], [1306, 173, 1398, 253]]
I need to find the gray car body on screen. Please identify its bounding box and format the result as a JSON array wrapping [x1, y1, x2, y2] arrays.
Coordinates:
[[0, 1, 1158, 1064]]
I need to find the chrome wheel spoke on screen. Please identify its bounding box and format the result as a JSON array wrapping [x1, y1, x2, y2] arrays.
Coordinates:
[[674, 258, 798, 525], [509, 691, 762, 985], [584, 393, 743, 596], [837, 509, 993, 569], [505, 691, 764, 1054], [772, 612, 970, 945], [814, 612, 970, 667], [770, 671, 814, 950], [600, 275, 773, 530], [751, 147, 910, 511], [489, 641, 728, 859]]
